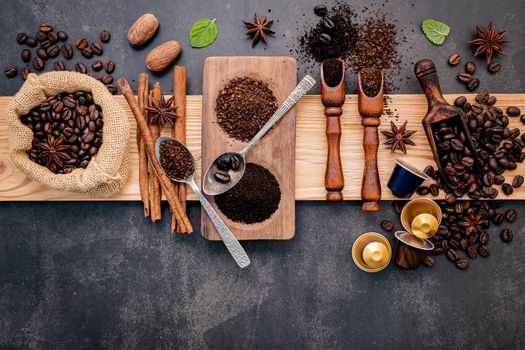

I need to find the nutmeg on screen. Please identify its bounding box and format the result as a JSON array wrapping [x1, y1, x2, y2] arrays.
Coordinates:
[[145, 40, 181, 72], [127, 13, 159, 47]]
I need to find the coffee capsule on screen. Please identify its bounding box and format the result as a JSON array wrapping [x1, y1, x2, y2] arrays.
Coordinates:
[[401, 198, 442, 238], [394, 231, 433, 270], [394, 231, 434, 251], [352, 232, 392, 273], [387, 159, 430, 198]]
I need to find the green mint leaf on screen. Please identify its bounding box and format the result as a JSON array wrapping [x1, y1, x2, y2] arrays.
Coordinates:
[[189, 18, 218, 48], [421, 19, 450, 45]]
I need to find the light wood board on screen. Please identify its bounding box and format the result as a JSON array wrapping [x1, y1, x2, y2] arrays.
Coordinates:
[[201, 56, 297, 240], [1, 93, 524, 203]]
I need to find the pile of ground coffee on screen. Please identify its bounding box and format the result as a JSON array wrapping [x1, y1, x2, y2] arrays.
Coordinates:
[[323, 58, 343, 87], [360, 67, 382, 97], [216, 77, 278, 142], [215, 163, 281, 224], [159, 139, 194, 180]]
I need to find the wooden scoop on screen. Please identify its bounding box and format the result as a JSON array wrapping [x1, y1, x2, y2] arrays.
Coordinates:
[[321, 58, 346, 201], [357, 69, 384, 212], [414, 59, 480, 187]]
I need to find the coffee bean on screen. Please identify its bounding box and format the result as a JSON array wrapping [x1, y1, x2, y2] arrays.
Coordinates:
[[380, 220, 394, 232], [47, 31, 58, 43], [467, 78, 480, 91], [26, 36, 37, 47], [75, 37, 88, 49], [393, 202, 402, 215], [478, 245, 490, 257], [494, 175, 505, 185], [505, 209, 518, 223], [464, 61, 476, 74], [319, 33, 331, 44], [502, 183, 513, 196], [488, 61, 501, 73], [99, 75, 112, 84], [57, 31, 68, 41], [521, 115, 525, 125], [80, 47, 93, 58], [416, 186, 429, 195], [105, 60, 115, 74], [16, 32, 27, 44], [446, 249, 459, 262], [91, 60, 103, 71], [46, 44, 60, 58], [39, 23, 53, 33], [492, 213, 504, 225], [53, 60, 66, 71], [456, 259, 469, 269], [512, 175, 524, 188], [61, 43, 73, 59], [322, 18, 335, 31], [100, 29, 111, 42], [90, 42, 103, 55], [36, 30, 47, 42], [314, 5, 327, 16], [20, 48, 31, 62], [37, 48, 48, 60], [448, 53, 461, 66], [75, 62, 87, 74], [457, 73, 473, 83], [32, 57, 44, 70], [429, 184, 439, 196], [215, 170, 231, 183], [454, 96, 466, 107], [501, 228, 513, 243], [423, 255, 435, 267], [21, 67, 30, 80], [507, 106, 521, 117], [229, 155, 241, 170], [4, 66, 17, 78]]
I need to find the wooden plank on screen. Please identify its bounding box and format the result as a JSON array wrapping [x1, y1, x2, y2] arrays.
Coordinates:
[[1, 93, 524, 201], [201, 56, 297, 241]]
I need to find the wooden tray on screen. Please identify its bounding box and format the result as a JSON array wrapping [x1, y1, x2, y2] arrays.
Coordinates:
[[201, 56, 297, 240], [0, 94, 524, 202]]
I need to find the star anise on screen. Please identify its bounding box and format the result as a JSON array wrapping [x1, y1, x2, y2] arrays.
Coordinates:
[[468, 23, 509, 64], [145, 94, 178, 126], [39, 135, 70, 168], [380, 120, 416, 154], [243, 13, 275, 47], [459, 214, 485, 236]]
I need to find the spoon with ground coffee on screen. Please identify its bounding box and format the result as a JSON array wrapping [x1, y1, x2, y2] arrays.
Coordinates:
[[155, 136, 250, 268], [203, 75, 316, 195]]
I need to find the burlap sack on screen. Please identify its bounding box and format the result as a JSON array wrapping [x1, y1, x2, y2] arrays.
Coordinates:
[[6, 71, 130, 197]]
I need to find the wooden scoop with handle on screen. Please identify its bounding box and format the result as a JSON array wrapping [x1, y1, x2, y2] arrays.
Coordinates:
[[357, 69, 384, 212], [414, 59, 480, 187], [321, 58, 346, 201]]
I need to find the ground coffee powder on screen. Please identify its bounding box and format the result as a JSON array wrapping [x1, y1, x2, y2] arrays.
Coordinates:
[[159, 139, 194, 180], [216, 76, 278, 142], [215, 163, 281, 224]]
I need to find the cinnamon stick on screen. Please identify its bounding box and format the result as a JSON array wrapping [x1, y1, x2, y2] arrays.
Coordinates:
[[172, 66, 187, 233], [118, 78, 193, 233], [137, 73, 150, 217], [149, 83, 162, 222]]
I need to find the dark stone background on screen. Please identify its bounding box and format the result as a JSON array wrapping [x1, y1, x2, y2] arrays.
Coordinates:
[[1, 0, 524, 348]]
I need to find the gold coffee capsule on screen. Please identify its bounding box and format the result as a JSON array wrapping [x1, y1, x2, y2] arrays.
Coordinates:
[[401, 198, 442, 238], [352, 232, 392, 273]]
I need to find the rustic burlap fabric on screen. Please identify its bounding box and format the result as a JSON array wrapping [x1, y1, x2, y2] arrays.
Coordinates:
[[6, 71, 130, 197]]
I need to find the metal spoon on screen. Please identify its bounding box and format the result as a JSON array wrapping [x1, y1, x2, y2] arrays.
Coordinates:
[[155, 136, 250, 268], [203, 75, 316, 196]]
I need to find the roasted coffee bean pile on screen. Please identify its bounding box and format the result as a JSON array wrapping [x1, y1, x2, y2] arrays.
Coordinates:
[[215, 76, 278, 142], [322, 58, 343, 87], [5, 23, 116, 94], [417, 93, 525, 200], [20, 91, 104, 174], [159, 139, 194, 181], [360, 67, 382, 97], [215, 163, 281, 224]]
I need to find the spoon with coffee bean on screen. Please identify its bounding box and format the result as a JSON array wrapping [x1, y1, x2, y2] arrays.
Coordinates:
[[203, 75, 316, 195], [155, 136, 250, 268]]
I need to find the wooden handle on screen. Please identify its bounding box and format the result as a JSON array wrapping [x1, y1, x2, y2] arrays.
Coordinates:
[[325, 114, 344, 201], [414, 59, 447, 107], [361, 119, 381, 211]]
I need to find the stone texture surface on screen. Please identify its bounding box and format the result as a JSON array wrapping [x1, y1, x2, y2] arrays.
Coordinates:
[[1, 0, 525, 349]]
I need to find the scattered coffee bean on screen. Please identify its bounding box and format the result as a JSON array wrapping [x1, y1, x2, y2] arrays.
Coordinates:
[[393, 202, 402, 215], [488, 61, 501, 73], [457, 73, 473, 83], [36, 48, 48, 60], [492, 213, 504, 225], [26, 36, 37, 47], [214, 170, 231, 183], [502, 183, 513, 196], [322, 18, 335, 31], [429, 184, 439, 196], [75, 37, 88, 49], [456, 259, 469, 269], [512, 175, 524, 188], [467, 78, 480, 91], [501, 228, 513, 243], [101, 75, 113, 84], [423, 255, 435, 267], [446, 249, 459, 262], [32, 57, 44, 70], [36, 30, 47, 42], [53, 60, 65, 71], [448, 53, 461, 66], [478, 245, 490, 257], [20, 67, 30, 80], [46, 44, 60, 58], [314, 5, 327, 17], [91, 60, 103, 71], [61, 43, 73, 59], [39, 23, 53, 33], [57, 31, 68, 41], [507, 106, 521, 117], [47, 31, 58, 43], [454, 96, 467, 107], [75, 62, 87, 74], [319, 33, 331, 44], [21, 49, 31, 62], [464, 61, 476, 74], [90, 42, 103, 56], [4, 66, 18, 78], [80, 47, 93, 58], [494, 175, 505, 185], [230, 155, 241, 170], [105, 60, 115, 74], [416, 186, 429, 195], [16, 32, 27, 44], [467, 246, 477, 259], [100, 29, 111, 43], [381, 220, 394, 232], [505, 209, 518, 223]]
